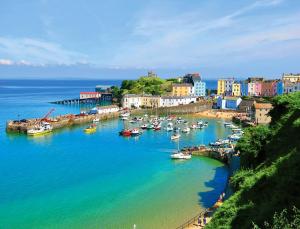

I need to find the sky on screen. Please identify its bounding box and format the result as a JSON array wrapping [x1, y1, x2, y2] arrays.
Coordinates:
[[0, 0, 300, 79]]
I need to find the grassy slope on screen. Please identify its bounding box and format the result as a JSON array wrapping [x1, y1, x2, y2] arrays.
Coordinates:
[[206, 92, 300, 229]]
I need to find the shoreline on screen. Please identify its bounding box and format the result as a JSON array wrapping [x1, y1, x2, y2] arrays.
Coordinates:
[[191, 109, 241, 120]]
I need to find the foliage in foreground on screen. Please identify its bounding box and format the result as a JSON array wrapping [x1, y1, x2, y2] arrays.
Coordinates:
[[206, 92, 300, 229]]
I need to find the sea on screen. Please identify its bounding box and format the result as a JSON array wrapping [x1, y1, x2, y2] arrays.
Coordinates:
[[0, 79, 229, 229]]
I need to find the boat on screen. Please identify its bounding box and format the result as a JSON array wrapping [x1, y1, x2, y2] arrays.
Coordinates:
[[182, 127, 190, 133], [120, 112, 130, 117], [197, 120, 203, 125], [141, 124, 148, 129], [93, 118, 100, 123], [166, 122, 174, 131], [27, 122, 53, 136], [170, 139, 191, 160], [147, 124, 154, 130], [228, 134, 241, 141], [121, 116, 128, 120], [131, 128, 141, 136], [224, 122, 232, 127], [173, 127, 180, 132], [203, 121, 208, 126], [171, 152, 191, 159], [84, 124, 97, 134], [119, 129, 131, 136], [154, 125, 161, 131], [190, 124, 197, 129], [171, 133, 181, 140]]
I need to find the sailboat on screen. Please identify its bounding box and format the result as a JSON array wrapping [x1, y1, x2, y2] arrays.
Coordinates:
[[170, 140, 191, 160]]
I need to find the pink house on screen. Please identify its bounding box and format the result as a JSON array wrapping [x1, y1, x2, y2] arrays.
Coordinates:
[[255, 81, 262, 96]]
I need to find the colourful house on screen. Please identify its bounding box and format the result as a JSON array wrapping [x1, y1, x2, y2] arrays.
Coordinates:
[[240, 81, 248, 96], [217, 96, 242, 110], [232, 83, 241, 96], [276, 81, 284, 95], [172, 83, 193, 96], [217, 78, 234, 95], [255, 81, 262, 96], [261, 80, 277, 97]]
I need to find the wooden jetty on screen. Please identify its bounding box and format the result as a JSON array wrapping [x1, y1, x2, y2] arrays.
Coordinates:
[[50, 98, 102, 105]]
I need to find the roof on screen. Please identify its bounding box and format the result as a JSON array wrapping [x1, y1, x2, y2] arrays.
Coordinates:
[[254, 103, 273, 109], [161, 95, 198, 99], [80, 92, 99, 94], [96, 105, 119, 110], [172, 83, 193, 87]]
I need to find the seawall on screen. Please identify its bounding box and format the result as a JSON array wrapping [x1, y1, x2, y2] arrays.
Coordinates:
[[131, 101, 212, 116]]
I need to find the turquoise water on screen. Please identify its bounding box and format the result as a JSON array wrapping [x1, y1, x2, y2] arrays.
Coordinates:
[[0, 80, 229, 229]]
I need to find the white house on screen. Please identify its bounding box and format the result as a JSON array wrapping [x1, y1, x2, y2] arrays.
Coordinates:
[[80, 92, 100, 99], [96, 105, 119, 114], [160, 96, 197, 107], [121, 94, 142, 108]]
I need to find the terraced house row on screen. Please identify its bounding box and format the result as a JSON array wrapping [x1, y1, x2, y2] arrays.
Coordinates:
[[217, 73, 300, 97]]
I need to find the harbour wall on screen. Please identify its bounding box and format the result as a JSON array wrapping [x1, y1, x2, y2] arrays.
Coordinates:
[[6, 112, 119, 133], [131, 101, 212, 116]]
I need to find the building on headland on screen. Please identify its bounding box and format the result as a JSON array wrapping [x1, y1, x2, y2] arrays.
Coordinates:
[[253, 103, 273, 124], [80, 92, 101, 99], [217, 78, 235, 96], [95, 85, 111, 93], [160, 96, 197, 107], [216, 96, 242, 110], [282, 73, 300, 83], [172, 83, 193, 96], [232, 83, 241, 96], [182, 73, 206, 97]]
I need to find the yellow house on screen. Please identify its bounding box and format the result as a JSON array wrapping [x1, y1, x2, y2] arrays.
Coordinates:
[[232, 83, 241, 96], [172, 83, 193, 96], [217, 80, 225, 95], [141, 95, 161, 108]]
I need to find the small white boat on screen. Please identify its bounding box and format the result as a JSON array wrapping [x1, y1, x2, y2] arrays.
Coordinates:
[[121, 116, 128, 120], [182, 127, 190, 133], [190, 124, 197, 129], [131, 128, 141, 136], [166, 122, 174, 132], [120, 112, 130, 118], [171, 152, 191, 160], [197, 121, 203, 125], [171, 134, 181, 140], [141, 124, 147, 129], [93, 118, 100, 123]]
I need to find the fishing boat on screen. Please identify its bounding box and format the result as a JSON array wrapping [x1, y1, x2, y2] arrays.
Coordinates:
[[119, 129, 131, 136], [171, 133, 181, 140], [228, 134, 241, 141], [27, 122, 53, 136], [84, 124, 97, 134], [197, 120, 203, 126], [224, 122, 232, 127]]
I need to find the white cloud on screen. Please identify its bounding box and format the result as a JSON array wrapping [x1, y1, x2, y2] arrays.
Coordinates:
[[0, 37, 88, 66], [111, 0, 295, 68], [0, 59, 14, 65]]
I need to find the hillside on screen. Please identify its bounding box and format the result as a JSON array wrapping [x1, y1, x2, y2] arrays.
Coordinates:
[[206, 92, 300, 229]]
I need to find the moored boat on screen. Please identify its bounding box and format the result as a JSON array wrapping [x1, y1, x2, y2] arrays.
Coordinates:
[[119, 129, 132, 136], [171, 152, 191, 160], [27, 122, 53, 136], [171, 133, 181, 140], [84, 124, 97, 134]]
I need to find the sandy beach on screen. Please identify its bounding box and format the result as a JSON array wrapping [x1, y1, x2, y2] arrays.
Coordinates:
[[191, 109, 242, 120]]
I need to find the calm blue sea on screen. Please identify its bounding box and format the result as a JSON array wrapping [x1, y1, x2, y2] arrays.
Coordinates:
[[0, 79, 226, 229]]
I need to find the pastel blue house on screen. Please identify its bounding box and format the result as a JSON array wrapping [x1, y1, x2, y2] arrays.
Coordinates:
[[194, 81, 206, 96], [276, 81, 284, 95], [217, 96, 242, 110], [240, 81, 248, 96]]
